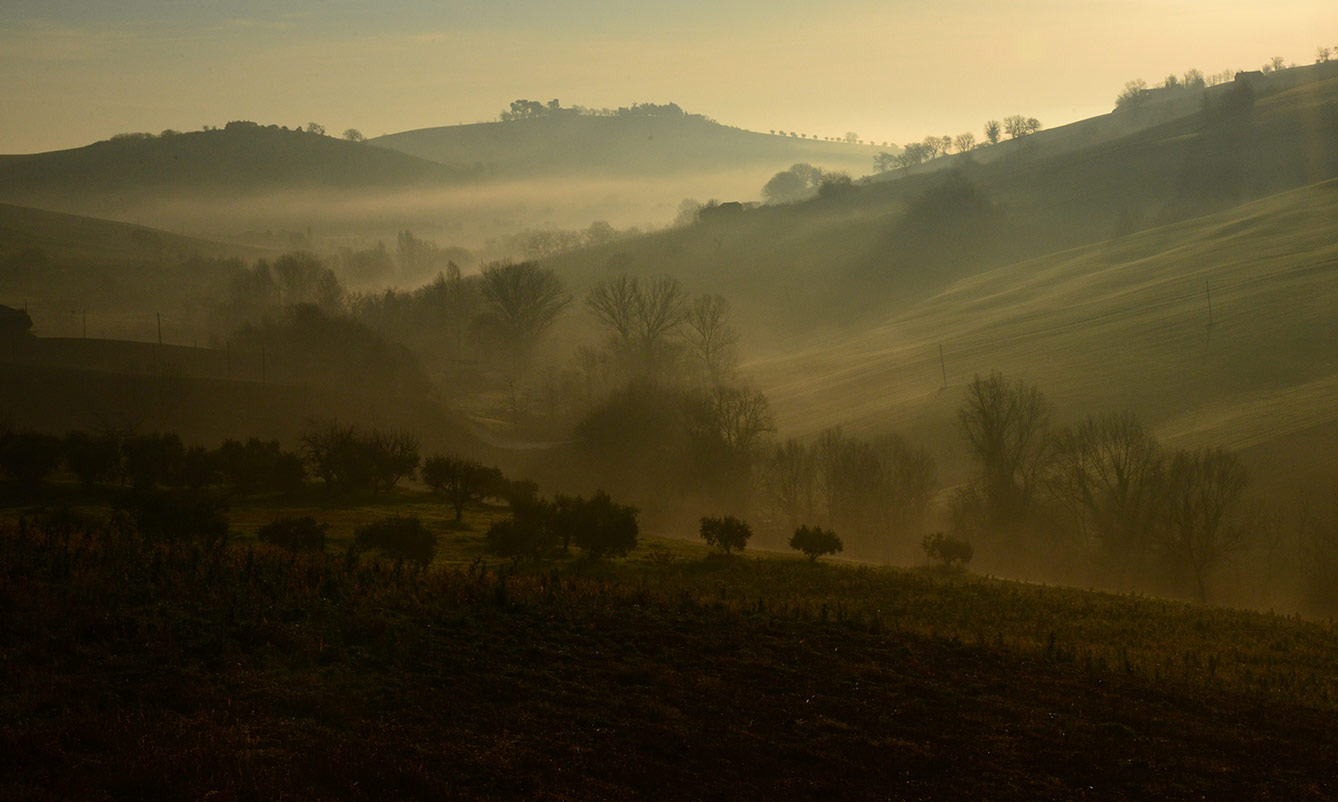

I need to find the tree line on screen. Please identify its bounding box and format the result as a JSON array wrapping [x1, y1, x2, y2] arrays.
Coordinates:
[[872, 116, 1042, 174]]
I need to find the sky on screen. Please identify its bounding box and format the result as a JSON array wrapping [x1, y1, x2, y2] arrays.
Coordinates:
[[1, 0, 1334, 154]]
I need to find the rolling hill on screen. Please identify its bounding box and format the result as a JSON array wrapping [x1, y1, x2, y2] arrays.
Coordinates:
[[0, 122, 473, 218], [538, 67, 1338, 496], [0, 202, 265, 266], [370, 104, 881, 179]]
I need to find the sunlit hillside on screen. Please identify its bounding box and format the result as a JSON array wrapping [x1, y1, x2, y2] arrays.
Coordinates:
[[749, 180, 1338, 491], [539, 69, 1338, 497], [372, 103, 881, 178]]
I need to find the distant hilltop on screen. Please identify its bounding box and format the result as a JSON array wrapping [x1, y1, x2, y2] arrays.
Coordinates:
[[370, 98, 879, 179]]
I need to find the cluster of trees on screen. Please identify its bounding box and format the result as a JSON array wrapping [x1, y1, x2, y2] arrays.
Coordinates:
[[873, 117, 1041, 172], [756, 428, 936, 557], [485, 490, 640, 564], [0, 429, 306, 495], [760, 164, 855, 204], [299, 422, 420, 498], [348, 264, 479, 369], [498, 99, 702, 122], [567, 274, 772, 506], [217, 249, 568, 388], [356, 260, 568, 378], [1113, 66, 1265, 111], [217, 250, 345, 327], [949, 372, 1259, 601], [232, 303, 432, 396], [583, 273, 739, 384], [509, 220, 636, 260]]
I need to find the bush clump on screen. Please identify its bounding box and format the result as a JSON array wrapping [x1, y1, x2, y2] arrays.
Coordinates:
[[353, 515, 435, 568], [789, 525, 843, 562], [258, 516, 328, 553], [922, 531, 974, 569], [485, 500, 557, 565], [123, 491, 230, 549], [0, 431, 63, 489], [699, 515, 753, 554]]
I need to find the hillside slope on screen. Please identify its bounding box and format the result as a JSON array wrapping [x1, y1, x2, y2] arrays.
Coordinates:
[[0, 202, 264, 266], [747, 179, 1338, 489], [537, 70, 1338, 494], [7, 522, 1338, 800], [0, 123, 471, 214], [372, 108, 879, 179]]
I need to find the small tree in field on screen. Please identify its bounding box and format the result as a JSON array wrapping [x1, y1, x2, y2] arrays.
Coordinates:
[[258, 516, 328, 553], [699, 515, 753, 554], [485, 499, 557, 565], [421, 454, 503, 521], [0, 431, 63, 489], [353, 515, 436, 569], [790, 525, 843, 561], [570, 491, 640, 561], [63, 431, 121, 488], [922, 531, 974, 569]]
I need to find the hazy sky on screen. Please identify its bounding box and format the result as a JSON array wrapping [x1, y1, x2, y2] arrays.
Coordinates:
[[2, 1, 1333, 153]]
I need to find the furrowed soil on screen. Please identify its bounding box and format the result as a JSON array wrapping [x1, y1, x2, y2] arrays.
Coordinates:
[[3, 520, 1336, 801]]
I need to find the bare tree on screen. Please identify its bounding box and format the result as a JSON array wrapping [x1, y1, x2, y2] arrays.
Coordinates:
[[1050, 412, 1164, 580], [273, 251, 330, 306], [1116, 79, 1150, 110], [705, 385, 774, 451], [762, 438, 819, 531], [587, 274, 688, 377], [475, 261, 570, 372], [983, 120, 1002, 145], [954, 131, 976, 154], [682, 294, 739, 384], [956, 372, 1052, 535], [1157, 447, 1251, 601], [586, 274, 640, 344], [342, 128, 365, 142], [1003, 115, 1042, 140]]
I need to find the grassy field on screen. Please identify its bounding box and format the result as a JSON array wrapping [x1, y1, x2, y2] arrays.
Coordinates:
[[4, 486, 1338, 799]]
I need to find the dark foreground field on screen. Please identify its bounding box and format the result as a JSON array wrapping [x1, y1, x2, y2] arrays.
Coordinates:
[[3, 517, 1337, 801]]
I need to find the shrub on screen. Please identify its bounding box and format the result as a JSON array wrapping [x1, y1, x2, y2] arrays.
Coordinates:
[[353, 515, 435, 568], [216, 438, 306, 495], [122, 433, 185, 490], [369, 429, 420, 493], [179, 446, 219, 491], [699, 515, 753, 554], [568, 491, 640, 561], [123, 491, 230, 549], [789, 525, 843, 561], [922, 531, 974, 569], [0, 431, 63, 488], [258, 516, 328, 552], [63, 431, 121, 488], [485, 502, 557, 565], [421, 454, 504, 520], [301, 422, 416, 498]]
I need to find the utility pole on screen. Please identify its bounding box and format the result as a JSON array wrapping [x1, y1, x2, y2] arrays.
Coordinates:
[[82, 310, 86, 339], [156, 312, 162, 345], [1205, 281, 1214, 327], [938, 344, 948, 389]]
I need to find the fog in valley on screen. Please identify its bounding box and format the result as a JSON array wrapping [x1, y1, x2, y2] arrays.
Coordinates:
[[4, 5, 1338, 797]]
